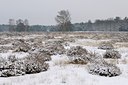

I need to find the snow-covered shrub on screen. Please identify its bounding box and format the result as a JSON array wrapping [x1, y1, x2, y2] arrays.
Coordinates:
[[88, 62, 121, 77], [98, 42, 114, 50], [67, 46, 88, 56], [67, 46, 104, 64], [0, 60, 48, 77], [87, 52, 104, 64], [13, 39, 31, 52], [24, 60, 48, 74], [87, 51, 121, 77], [0, 56, 6, 71], [0, 60, 25, 77], [103, 50, 121, 59], [14, 46, 30, 52], [66, 46, 89, 64], [0, 53, 49, 77], [14, 60, 26, 72], [23, 53, 49, 74], [0, 69, 25, 77], [43, 41, 65, 55], [29, 52, 51, 63]]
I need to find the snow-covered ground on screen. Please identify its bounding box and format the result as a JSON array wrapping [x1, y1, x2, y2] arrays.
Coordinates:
[[0, 54, 128, 85], [0, 32, 128, 85]]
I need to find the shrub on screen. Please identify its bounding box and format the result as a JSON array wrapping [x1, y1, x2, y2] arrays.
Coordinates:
[[88, 62, 121, 77], [87, 52, 104, 64], [13, 39, 31, 52], [43, 41, 65, 55], [29, 52, 51, 62], [0, 60, 25, 77], [85, 51, 122, 77], [0, 53, 49, 77], [0, 69, 25, 77], [24, 60, 49, 74], [23, 52, 50, 74], [103, 50, 121, 59], [66, 46, 89, 64]]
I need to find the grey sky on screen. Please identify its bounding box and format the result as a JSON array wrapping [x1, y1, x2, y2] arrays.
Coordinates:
[[0, 0, 128, 25]]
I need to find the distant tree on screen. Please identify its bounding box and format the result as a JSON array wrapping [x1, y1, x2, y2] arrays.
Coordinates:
[[9, 19, 16, 32], [15, 19, 30, 32], [16, 19, 26, 32], [124, 17, 128, 23], [24, 19, 30, 31], [87, 20, 93, 31], [16, 19, 24, 25], [114, 17, 121, 22], [55, 10, 72, 31]]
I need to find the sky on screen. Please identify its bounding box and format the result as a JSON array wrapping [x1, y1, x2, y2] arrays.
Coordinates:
[[0, 0, 128, 25]]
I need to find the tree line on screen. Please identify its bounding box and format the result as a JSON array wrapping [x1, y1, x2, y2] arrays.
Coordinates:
[[0, 10, 128, 32], [8, 19, 29, 32], [73, 17, 128, 31]]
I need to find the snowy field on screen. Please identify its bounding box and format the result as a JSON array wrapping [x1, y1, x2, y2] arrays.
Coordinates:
[[0, 32, 128, 85]]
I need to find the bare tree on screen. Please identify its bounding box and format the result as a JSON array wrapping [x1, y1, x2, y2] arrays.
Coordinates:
[[55, 10, 72, 31]]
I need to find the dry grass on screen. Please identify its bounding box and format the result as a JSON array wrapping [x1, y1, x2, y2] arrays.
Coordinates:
[[114, 42, 128, 48], [104, 58, 128, 65], [104, 59, 119, 65], [51, 55, 70, 66]]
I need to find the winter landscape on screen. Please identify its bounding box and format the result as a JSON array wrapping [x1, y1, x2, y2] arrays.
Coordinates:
[[1, 0, 128, 85], [0, 32, 128, 85]]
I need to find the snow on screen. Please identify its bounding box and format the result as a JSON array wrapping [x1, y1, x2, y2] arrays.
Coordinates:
[[0, 38, 128, 85], [0, 53, 128, 85]]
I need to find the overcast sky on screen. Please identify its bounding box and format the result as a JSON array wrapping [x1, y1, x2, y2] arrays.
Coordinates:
[[0, 0, 128, 25]]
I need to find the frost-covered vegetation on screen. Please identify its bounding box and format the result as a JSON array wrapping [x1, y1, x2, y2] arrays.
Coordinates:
[[0, 32, 128, 85], [66, 46, 89, 64], [0, 53, 49, 77], [103, 50, 121, 59]]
